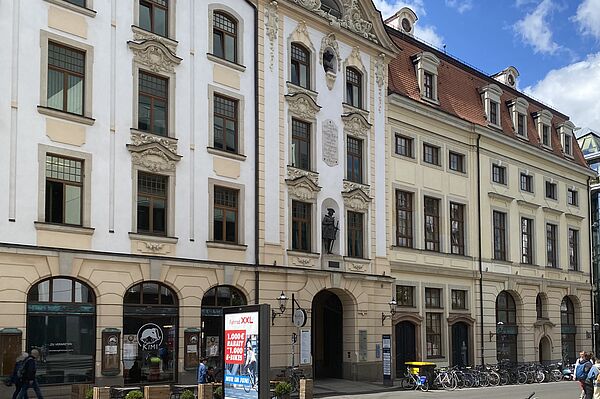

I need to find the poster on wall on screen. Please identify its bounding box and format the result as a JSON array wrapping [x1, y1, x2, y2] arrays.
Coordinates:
[[223, 305, 270, 399], [382, 334, 392, 386]]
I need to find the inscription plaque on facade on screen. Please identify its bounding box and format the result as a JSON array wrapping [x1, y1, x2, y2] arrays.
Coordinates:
[[322, 120, 338, 166]]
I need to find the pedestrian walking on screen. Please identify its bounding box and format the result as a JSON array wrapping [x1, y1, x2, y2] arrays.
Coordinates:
[[197, 357, 207, 384], [16, 349, 43, 399], [6, 352, 28, 399], [584, 356, 600, 399]]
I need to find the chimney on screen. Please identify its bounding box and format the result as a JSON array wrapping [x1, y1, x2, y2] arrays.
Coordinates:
[[385, 7, 418, 36], [492, 66, 519, 89]]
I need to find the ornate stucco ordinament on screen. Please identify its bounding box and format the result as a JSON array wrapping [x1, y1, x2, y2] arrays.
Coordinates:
[[285, 92, 322, 120], [287, 166, 320, 186], [127, 133, 182, 173], [265, 1, 279, 71], [286, 175, 322, 201], [342, 112, 371, 139], [128, 31, 182, 73], [342, 181, 371, 212]]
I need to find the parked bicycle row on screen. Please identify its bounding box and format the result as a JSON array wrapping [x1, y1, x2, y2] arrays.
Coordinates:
[[400, 360, 574, 392]]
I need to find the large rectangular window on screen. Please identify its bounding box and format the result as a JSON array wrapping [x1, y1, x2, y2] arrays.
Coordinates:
[[451, 290, 467, 310], [137, 173, 168, 235], [423, 143, 440, 166], [425, 288, 441, 308], [395, 134, 413, 158], [493, 211, 507, 261], [292, 201, 311, 252], [47, 42, 85, 115], [138, 71, 168, 136], [521, 217, 533, 264], [567, 189, 578, 206], [214, 94, 238, 153], [396, 190, 413, 248], [490, 100, 498, 125], [291, 119, 311, 170], [542, 125, 550, 146], [212, 11, 237, 63], [346, 67, 362, 109], [517, 113, 525, 136], [545, 181, 557, 200], [546, 223, 557, 268], [520, 173, 533, 192], [426, 313, 442, 358], [139, 0, 168, 37], [424, 197, 440, 252], [569, 228, 579, 271], [396, 286, 414, 307], [450, 202, 465, 255], [492, 164, 506, 185], [45, 155, 83, 226], [346, 136, 363, 183], [347, 211, 364, 258], [213, 186, 238, 243], [423, 72, 434, 100], [449, 152, 465, 173]]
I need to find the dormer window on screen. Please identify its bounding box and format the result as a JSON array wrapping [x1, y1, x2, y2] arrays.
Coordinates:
[[507, 97, 529, 139], [320, 0, 342, 19], [413, 52, 440, 104], [346, 67, 362, 109], [480, 84, 503, 128], [291, 43, 311, 89], [558, 121, 575, 157], [533, 110, 553, 149]]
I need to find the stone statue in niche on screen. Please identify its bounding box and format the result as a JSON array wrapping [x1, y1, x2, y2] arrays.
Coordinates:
[[323, 49, 336, 73], [322, 208, 339, 254]]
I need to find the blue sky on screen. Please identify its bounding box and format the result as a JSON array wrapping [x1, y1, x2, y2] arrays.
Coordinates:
[[373, 0, 600, 133]]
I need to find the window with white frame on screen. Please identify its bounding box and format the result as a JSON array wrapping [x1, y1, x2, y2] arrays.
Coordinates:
[[480, 84, 503, 128], [558, 121, 575, 157], [533, 110, 553, 148], [508, 97, 529, 138], [413, 52, 440, 103]]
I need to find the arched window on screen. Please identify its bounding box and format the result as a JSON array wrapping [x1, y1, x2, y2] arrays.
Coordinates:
[[346, 67, 362, 109], [496, 291, 517, 363], [291, 43, 311, 89], [123, 282, 178, 384], [201, 286, 247, 372], [536, 294, 544, 320], [320, 0, 342, 18], [561, 296, 576, 364], [27, 278, 96, 385], [213, 11, 238, 63]]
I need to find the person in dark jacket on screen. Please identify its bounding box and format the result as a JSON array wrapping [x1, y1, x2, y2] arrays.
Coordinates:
[[9, 352, 28, 399], [16, 349, 44, 399]]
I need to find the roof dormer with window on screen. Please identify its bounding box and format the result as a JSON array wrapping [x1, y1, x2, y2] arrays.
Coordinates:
[[507, 97, 529, 139], [532, 109, 553, 149], [558, 121, 575, 157], [413, 52, 440, 104], [480, 84, 503, 129]]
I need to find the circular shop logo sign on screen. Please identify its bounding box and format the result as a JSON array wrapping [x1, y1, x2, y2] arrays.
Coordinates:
[[108, 335, 118, 345], [137, 323, 163, 350]]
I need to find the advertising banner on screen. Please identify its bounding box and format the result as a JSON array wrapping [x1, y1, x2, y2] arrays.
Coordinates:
[[382, 334, 392, 386], [223, 306, 269, 399]]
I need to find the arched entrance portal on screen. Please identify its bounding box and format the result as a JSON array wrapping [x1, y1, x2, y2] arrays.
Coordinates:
[[451, 322, 469, 367], [539, 336, 552, 364], [312, 290, 343, 379], [395, 321, 416, 377]]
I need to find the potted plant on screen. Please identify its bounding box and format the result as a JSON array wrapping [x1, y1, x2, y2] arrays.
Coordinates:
[[213, 385, 223, 399], [274, 381, 292, 399], [125, 390, 143, 399], [181, 390, 195, 399], [84, 388, 94, 399]]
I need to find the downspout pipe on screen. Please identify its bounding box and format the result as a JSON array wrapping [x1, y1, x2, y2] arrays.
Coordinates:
[[477, 133, 484, 366], [588, 176, 595, 354], [250, 1, 260, 305]]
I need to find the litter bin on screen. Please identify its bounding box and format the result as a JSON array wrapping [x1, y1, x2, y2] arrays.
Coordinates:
[[405, 361, 436, 389]]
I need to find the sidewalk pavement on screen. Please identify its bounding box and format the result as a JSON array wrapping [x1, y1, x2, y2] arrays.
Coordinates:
[[314, 378, 403, 397]]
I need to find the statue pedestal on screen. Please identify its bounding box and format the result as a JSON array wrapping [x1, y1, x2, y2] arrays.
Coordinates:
[[321, 254, 343, 270]]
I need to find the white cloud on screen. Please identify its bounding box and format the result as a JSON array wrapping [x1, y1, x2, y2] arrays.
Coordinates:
[[445, 0, 473, 13], [414, 25, 445, 48], [371, 0, 426, 19], [515, 0, 537, 7], [513, 0, 561, 54], [524, 52, 600, 129], [573, 0, 600, 40]]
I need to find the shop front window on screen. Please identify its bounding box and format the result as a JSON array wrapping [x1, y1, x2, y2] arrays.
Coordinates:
[[561, 296, 577, 364], [26, 278, 96, 385], [496, 291, 518, 363], [123, 282, 178, 384], [201, 286, 247, 374]]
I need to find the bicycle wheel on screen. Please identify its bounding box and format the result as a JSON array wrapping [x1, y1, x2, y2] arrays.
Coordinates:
[[442, 373, 457, 391], [290, 375, 300, 393], [488, 371, 501, 387], [535, 370, 545, 383], [402, 377, 416, 390], [420, 381, 430, 392], [517, 371, 528, 384]]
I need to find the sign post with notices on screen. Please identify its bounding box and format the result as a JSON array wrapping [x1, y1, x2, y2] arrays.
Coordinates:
[[382, 334, 392, 386], [223, 304, 270, 399]]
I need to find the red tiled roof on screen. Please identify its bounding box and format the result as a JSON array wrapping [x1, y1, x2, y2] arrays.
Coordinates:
[[386, 28, 588, 169]]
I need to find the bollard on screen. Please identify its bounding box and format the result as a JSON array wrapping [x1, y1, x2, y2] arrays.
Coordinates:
[[71, 383, 92, 399], [299, 379, 313, 399], [92, 387, 110, 399], [144, 384, 171, 399], [198, 383, 214, 399]]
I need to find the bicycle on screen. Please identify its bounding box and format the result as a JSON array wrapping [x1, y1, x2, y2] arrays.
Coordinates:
[[284, 365, 304, 393], [401, 367, 429, 391], [243, 365, 258, 393]]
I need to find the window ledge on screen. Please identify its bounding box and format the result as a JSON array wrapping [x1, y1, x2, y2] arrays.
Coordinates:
[[206, 241, 247, 251], [342, 103, 369, 118], [131, 25, 178, 47], [34, 221, 95, 235], [207, 147, 246, 161], [287, 249, 320, 259], [128, 233, 178, 244], [43, 0, 97, 17], [343, 256, 371, 263], [286, 82, 318, 100], [38, 106, 95, 126], [515, 133, 529, 142], [206, 53, 246, 72], [130, 128, 177, 142], [421, 95, 440, 106]]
